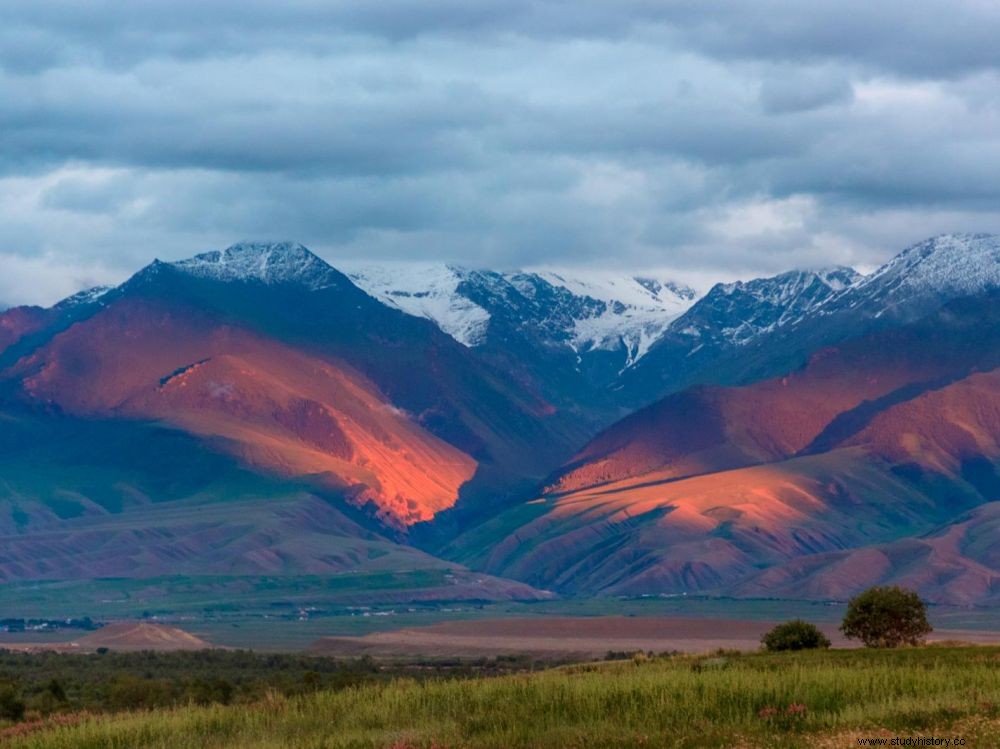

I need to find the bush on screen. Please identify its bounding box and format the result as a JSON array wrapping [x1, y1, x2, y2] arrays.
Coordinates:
[[46, 678, 67, 703], [0, 685, 26, 722], [761, 620, 831, 651], [187, 677, 234, 706], [841, 586, 932, 648], [106, 675, 175, 711]]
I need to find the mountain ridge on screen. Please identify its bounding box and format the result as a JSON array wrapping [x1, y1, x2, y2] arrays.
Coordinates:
[[344, 262, 698, 365], [4, 234, 1000, 606], [618, 233, 1000, 407]]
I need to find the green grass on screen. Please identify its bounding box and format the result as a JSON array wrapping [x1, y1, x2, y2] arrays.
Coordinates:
[[8, 647, 1000, 748]]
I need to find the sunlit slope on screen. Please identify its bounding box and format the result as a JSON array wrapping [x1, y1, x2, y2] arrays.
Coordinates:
[[732, 502, 1000, 605], [448, 447, 986, 595], [447, 294, 1000, 602], [0, 243, 591, 527], [551, 292, 1000, 495], [0, 409, 544, 600], [10, 298, 476, 525]]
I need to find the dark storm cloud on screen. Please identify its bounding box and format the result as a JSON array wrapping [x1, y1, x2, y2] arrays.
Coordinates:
[[1, 1, 1000, 305], [5, 1, 1000, 75]]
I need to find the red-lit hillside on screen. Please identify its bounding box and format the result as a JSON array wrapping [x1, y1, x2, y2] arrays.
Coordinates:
[[445, 294, 1000, 603], [10, 298, 477, 525], [0, 306, 53, 353], [549, 298, 1000, 495], [0, 243, 589, 528]]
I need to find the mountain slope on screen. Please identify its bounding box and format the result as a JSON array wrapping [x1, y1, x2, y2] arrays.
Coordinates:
[[552, 290, 1000, 495], [0, 305, 53, 353], [0, 243, 588, 527], [445, 448, 968, 595], [733, 502, 1000, 606], [616, 267, 860, 405], [444, 291, 1000, 602], [0, 407, 546, 602], [9, 297, 477, 525], [619, 234, 1000, 407], [346, 263, 697, 424]]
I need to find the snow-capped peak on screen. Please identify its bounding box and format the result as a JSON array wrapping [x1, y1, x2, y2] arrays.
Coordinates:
[[716, 266, 860, 302], [342, 262, 492, 346], [342, 261, 700, 366], [530, 270, 697, 309], [863, 233, 1000, 296], [671, 266, 863, 347], [170, 241, 340, 290], [528, 270, 698, 364]]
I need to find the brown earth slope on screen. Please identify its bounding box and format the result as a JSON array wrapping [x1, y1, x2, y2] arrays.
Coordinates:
[[78, 622, 213, 651]]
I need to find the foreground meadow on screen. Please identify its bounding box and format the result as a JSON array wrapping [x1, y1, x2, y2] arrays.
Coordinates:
[[7, 646, 1000, 748]]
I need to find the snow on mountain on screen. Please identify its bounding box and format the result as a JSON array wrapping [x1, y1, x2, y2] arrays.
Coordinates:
[[690, 234, 1000, 347], [528, 270, 697, 364], [341, 263, 492, 347], [170, 241, 342, 291], [824, 233, 1000, 319], [61, 233, 1000, 386], [669, 266, 863, 347], [343, 261, 698, 365], [54, 285, 113, 310]]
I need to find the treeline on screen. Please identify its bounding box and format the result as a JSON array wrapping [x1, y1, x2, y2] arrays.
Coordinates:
[[0, 649, 544, 724], [0, 650, 379, 721]]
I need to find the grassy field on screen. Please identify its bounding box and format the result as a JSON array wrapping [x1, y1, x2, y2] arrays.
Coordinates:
[[6, 646, 1000, 748]]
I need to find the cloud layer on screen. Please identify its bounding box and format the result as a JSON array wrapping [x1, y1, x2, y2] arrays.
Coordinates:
[[3, 1, 1000, 304]]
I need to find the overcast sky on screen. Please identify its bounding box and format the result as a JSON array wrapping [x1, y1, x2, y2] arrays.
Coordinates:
[[3, 1, 1000, 305]]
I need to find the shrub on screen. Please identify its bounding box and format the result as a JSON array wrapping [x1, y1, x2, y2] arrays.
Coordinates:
[[106, 675, 174, 711], [841, 585, 932, 648], [187, 677, 234, 706], [761, 620, 831, 651], [0, 685, 26, 722], [46, 678, 67, 703]]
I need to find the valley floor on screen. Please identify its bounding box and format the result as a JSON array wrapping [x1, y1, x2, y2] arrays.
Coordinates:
[[7, 647, 1000, 748], [5, 595, 1000, 652], [307, 615, 1000, 659]]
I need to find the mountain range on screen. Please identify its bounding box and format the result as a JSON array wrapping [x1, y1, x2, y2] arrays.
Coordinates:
[[2, 233, 1000, 607]]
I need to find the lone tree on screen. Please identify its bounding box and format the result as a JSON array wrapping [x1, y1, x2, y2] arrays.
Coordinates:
[[840, 586, 932, 648], [761, 620, 831, 651]]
